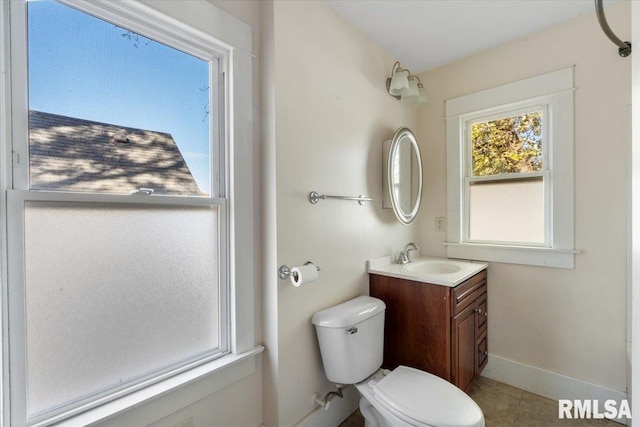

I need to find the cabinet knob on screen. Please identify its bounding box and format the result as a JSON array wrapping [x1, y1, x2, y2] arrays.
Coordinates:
[[480, 350, 488, 356]]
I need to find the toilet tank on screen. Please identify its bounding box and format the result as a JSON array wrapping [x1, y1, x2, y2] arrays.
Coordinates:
[[311, 296, 386, 384]]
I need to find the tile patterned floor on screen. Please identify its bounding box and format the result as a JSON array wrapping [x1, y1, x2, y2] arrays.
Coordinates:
[[339, 377, 625, 427]]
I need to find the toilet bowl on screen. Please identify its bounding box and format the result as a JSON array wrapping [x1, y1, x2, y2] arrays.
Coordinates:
[[355, 367, 483, 427], [312, 296, 484, 427]]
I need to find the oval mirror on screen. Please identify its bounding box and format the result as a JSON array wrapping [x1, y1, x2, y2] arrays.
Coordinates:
[[387, 127, 423, 225]]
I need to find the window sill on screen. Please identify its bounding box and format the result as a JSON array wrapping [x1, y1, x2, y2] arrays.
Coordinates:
[[444, 242, 580, 269], [38, 346, 264, 427]]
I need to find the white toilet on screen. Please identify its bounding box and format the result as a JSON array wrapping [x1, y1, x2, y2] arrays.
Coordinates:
[[312, 295, 484, 427]]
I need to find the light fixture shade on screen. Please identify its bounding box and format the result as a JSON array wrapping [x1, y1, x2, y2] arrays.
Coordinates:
[[389, 69, 409, 96], [401, 82, 429, 104], [405, 77, 419, 97], [400, 78, 420, 102], [416, 86, 429, 104]]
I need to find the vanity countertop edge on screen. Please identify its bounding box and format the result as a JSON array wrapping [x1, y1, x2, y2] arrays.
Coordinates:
[[367, 256, 488, 287]]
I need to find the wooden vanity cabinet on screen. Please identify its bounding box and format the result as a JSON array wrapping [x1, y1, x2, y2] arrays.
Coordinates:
[[369, 269, 487, 392]]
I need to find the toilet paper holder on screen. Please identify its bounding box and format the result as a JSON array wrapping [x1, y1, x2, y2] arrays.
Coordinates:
[[278, 261, 321, 280]]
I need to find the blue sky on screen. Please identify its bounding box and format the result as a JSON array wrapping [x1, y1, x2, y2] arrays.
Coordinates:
[[28, 0, 211, 194]]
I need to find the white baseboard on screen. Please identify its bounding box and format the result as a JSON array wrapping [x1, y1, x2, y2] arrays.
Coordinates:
[[294, 355, 629, 426], [483, 354, 629, 423], [295, 385, 360, 427]]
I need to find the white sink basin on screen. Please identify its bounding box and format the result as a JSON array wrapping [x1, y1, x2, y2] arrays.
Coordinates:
[[367, 256, 488, 287], [406, 261, 462, 275]]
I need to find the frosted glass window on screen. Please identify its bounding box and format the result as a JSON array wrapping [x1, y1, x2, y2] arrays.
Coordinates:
[[469, 178, 544, 244], [24, 201, 220, 417]]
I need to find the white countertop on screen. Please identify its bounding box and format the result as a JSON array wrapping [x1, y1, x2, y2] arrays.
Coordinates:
[[367, 255, 488, 287]]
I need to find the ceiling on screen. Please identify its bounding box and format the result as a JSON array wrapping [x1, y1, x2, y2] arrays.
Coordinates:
[[327, 0, 622, 73]]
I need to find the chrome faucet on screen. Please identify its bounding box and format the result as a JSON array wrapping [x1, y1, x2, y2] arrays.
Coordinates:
[[399, 242, 419, 264]]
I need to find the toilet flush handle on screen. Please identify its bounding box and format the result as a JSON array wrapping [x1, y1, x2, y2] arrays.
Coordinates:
[[346, 327, 358, 335]]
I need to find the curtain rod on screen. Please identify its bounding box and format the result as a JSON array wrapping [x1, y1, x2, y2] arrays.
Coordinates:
[[595, 0, 631, 57]]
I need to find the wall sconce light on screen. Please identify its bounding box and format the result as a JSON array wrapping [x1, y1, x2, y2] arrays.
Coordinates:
[[386, 61, 428, 104]]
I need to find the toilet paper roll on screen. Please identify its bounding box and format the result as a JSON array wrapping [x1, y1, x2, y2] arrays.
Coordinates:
[[290, 264, 319, 287]]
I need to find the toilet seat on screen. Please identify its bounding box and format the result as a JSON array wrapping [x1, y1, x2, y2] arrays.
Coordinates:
[[372, 366, 484, 427]]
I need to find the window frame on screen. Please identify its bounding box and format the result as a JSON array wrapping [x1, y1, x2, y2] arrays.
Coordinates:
[[1, 1, 260, 426], [445, 67, 578, 269]]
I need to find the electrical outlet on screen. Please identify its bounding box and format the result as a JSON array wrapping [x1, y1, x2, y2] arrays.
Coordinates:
[[174, 417, 194, 427], [435, 217, 446, 232]]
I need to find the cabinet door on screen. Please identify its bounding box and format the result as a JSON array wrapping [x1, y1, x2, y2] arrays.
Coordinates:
[[452, 303, 476, 391], [370, 274, 452, 380]]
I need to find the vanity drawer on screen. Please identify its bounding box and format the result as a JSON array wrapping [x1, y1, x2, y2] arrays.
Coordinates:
[[452, 270, 487, 314]]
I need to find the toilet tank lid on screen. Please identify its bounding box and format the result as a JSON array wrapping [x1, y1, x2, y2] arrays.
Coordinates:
[[312, 296, 385, 328]]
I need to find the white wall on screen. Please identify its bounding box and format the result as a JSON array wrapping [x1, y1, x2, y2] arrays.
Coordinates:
[[262, 1, 419, 425], [417, 3, 630, 394]]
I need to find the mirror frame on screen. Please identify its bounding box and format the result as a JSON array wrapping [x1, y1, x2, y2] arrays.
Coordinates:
[[388, 127, 423, 225]]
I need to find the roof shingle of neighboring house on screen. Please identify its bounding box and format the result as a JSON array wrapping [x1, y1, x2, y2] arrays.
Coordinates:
[[29, 110, 202, 196]]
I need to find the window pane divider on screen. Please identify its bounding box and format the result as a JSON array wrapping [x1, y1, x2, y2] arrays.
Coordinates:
[[8, 189, 225, 207], [467, 170, 546, 184]]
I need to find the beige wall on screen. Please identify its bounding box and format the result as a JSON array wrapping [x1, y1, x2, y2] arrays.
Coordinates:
[[263, 1, 419, 425], [416, 3, 630, 392], [102, 1, 631, 426]]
